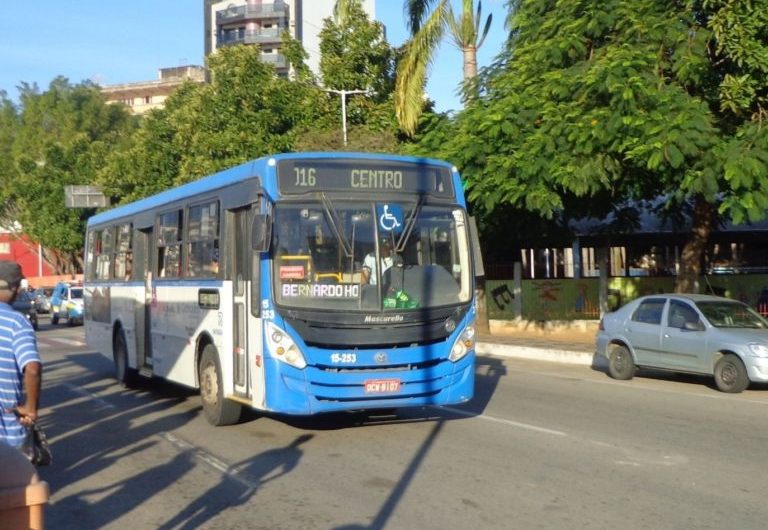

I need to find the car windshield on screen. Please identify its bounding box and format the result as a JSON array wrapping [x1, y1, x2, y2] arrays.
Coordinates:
[[272, 200, 472, 311], [696, 301, 768, 329]]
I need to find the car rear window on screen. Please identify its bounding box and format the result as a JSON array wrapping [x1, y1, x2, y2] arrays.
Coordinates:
[[631, 298, 666, 325]]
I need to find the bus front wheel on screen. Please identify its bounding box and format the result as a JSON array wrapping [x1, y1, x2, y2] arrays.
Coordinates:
[[199, 344, 242, 426]]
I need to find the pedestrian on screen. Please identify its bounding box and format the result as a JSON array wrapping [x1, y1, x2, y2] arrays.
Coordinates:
[[0, 260, 42, 449]]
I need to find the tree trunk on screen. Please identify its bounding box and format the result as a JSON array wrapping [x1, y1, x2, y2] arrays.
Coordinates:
[[675, 195, 715, 293], [463, 45, 478, 82]]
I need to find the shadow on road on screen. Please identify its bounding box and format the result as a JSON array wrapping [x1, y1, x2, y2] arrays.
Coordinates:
[[155, 434, 314, 530]]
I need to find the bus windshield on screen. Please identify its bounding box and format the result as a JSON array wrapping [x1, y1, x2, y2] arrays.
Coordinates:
[[272, 200, 472, 311]]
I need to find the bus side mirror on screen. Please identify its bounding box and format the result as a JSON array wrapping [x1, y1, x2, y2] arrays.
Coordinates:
[[251, 214, 272, 252], [469, 216, 485, 279]]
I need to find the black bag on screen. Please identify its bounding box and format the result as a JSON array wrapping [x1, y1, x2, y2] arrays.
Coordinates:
[[21, 423, 52, 466]]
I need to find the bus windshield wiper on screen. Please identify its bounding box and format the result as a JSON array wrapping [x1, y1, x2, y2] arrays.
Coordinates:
[[319, 192, 353, 258], [395, 196, 424, 253]]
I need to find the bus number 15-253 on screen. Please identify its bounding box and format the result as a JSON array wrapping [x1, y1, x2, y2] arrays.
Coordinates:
[[294, 167, 316, 187]]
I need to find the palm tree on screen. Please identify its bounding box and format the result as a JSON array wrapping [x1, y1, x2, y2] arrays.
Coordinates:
[[396, 0, 492, 135], [333, 0, 361, 24]]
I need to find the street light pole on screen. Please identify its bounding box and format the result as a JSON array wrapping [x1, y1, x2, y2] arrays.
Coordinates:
[[323, 88, 369, 146]]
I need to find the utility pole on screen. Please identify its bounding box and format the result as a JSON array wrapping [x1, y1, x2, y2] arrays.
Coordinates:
[[323, 88, 370, 145]]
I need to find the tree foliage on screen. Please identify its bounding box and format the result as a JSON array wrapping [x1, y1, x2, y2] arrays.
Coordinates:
[[0, 79, 135, 273], [396, 0, 493, 135], [304, 0, 400, 151], [321, 0, 394, 95], [98, 45, 330, 202], [450, 0, 768, 291]]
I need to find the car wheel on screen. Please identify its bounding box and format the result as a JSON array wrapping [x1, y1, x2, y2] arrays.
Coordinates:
[[31, 314, 38, 331], [114, 329, 138, 388], [714, 354, 749, 393], [199, 344, 242, 426], [51, 312, 59, 325], [608, 344, 636, 380]]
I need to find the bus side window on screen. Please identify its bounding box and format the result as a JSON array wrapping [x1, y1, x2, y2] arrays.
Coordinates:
[[157, 209, 183, 278], [187, 201, 219, 277]]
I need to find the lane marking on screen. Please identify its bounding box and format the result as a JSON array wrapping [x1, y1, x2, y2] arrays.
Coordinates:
[[442, 406, 568, 437], [39, 337, 87, 347], [162, 432, 260, 490], [62, 382, 116, 410]]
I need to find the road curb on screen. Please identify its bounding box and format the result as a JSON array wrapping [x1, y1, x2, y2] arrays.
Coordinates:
[[477, 341, 608, 369]]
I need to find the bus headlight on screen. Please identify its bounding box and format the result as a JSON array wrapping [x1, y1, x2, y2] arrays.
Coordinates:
[[449, 324, 475, 362], [266, 322, 307, 369]]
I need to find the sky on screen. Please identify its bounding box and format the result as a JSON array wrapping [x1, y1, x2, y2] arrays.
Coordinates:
[[0, 0, 508, 113]]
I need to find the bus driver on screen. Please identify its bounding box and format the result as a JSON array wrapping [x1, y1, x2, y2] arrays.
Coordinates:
[[362, 236, 394, 286]]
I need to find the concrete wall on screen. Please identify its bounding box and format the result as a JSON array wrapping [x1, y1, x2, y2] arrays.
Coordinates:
[[487, 271, 768, 321]]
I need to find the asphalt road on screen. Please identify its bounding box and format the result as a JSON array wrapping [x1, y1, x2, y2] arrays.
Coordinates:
[[29, 318, 768, 530]]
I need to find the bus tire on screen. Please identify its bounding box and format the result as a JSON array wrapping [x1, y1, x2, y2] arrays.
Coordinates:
[[199, 344, 242, 426], [114, 329, 138, 388]]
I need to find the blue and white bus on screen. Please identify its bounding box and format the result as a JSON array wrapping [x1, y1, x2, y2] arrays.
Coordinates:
[[84, 152, 478, 425]]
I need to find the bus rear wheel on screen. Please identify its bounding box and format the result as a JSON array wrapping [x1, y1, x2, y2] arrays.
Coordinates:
[[199, 344, 242, 426], [114, 329, 137, 388]]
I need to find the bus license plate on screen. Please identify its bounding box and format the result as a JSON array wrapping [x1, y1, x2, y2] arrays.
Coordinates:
[[364, 379, 401, 394]]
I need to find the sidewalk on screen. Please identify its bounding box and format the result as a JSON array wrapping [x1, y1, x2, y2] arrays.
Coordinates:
[[476, 328, 607, 369]]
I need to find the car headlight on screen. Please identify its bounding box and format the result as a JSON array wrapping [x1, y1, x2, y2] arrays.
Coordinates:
[[748, 343, 768, 358], [265, 322, 307, 369], [449, 324, 476, 362]]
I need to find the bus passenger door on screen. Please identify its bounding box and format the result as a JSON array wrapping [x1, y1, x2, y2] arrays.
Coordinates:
[[229, 205, 264, 405], [134, 226, 154, 374]]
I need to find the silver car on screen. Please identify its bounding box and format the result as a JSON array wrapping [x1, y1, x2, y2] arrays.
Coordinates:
[[596, 293, 768, 393]]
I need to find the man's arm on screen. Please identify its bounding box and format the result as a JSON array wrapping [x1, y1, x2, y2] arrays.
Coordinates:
[[14, 361, 42, 426], [361, 254, 373, 284]]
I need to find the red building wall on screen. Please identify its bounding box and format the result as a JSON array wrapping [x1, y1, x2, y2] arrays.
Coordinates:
[[0, 232, 55, 281]]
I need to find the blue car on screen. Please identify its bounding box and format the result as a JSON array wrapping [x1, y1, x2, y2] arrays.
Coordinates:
[[50, 282, 84, 326]]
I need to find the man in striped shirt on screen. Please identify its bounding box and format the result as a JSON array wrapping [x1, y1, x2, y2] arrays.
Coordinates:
[[0, 260, 42, 448]]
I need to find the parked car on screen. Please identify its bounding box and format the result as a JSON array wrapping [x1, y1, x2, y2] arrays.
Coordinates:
[[31, 287, 52, 314], [12, 289, 39, 331], [597, 293, 768, 393], [50, 282, 84, 326]]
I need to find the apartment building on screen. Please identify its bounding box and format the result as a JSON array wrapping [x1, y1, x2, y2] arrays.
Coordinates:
[[204, 0, 376, 77], [101, 65, 206, 115]]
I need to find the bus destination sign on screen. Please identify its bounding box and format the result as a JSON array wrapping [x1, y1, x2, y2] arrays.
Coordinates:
[[276, 158, 454, 197]]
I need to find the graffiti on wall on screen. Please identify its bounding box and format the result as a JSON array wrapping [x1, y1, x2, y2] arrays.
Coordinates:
[[487, 274, 768, 321]]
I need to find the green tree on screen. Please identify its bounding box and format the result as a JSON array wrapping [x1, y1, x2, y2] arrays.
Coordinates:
[[396, 0, 493, 135], [1, 78, 135, 273], [99, 45, 332, 202], [0, 92, 19, 199], [308, 0, 399, 151], [451, 0, 768, 292], [322, 1, 394, 95]]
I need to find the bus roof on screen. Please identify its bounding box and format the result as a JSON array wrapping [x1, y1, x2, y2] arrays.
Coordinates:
[[87, 152, 459, 227]]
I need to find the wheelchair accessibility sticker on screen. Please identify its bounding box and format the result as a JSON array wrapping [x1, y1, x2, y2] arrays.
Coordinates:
[[376, 204, 404, 233]]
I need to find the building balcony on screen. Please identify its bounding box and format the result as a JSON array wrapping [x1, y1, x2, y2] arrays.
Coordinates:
[[216, 2, 288, 24], [260, 53, 288, 69], [218, 27, 284, 47]]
